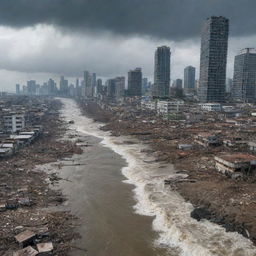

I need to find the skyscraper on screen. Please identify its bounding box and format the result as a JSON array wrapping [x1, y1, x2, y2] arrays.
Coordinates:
[[184, 66, 196, 93], [115, 76, 125, 100], [27, 80, 37, 95], [96, 79, 103, 96], [226, 78, 233, 93], [198, 16, 229, 102], [232, 48, 256, 102], [84, 71, 93, 97], [60, 76, 69, 96], [174, 79, 183, 89], [153, 46, 171, 99], [16, 84, 20, 95], [128, 68, 142, 97]]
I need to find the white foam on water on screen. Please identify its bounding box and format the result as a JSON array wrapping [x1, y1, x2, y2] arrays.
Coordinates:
[[60, 98, 256, 256]]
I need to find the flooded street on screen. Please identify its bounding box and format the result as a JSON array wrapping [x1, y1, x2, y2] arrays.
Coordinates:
[[49, 98, 256, 256]]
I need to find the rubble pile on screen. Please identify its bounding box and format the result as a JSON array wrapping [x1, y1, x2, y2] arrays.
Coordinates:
[[0, 98, 82, 256], [79, 99, 256, 245]]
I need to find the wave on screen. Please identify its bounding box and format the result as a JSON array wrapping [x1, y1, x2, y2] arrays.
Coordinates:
[[61, 98, 256, 256]]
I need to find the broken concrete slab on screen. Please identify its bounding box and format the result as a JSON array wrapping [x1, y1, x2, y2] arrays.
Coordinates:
[[15, 230, 36, 247], [36, 242, 53, 255], [13, 246, 38, 256]]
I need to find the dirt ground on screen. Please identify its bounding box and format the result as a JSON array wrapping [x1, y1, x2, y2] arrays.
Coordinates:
[[0, 99, 83, 256], [79, 100, 256, 246]]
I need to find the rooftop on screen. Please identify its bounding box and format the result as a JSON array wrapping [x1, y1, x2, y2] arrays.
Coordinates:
[[216, 153, 256, 163]]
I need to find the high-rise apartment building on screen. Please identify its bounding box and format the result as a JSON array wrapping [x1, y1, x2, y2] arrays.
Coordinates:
[[198, 16, 229, 102], [84, 71, 93, 97], [96, 79, 103, 96], [16, 84, 20, 95], [60, 76, 69, 96], [128, 68, 142, 97], [173, 79, 183, 89], [27, 80, 37, 95], [232, 48, 256, 102], [106, 79, 116, 100], [48, 79, 56, 96], [153, 46, 171, 99], [184, 66, 196, 93], [226, 78, 233, 93], [115, 77, 125, 100]]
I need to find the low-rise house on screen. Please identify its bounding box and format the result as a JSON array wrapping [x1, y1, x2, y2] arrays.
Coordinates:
[[223, 136, 247, 148], [10, 134, 34, 146], [215, 153, 256, 175], [194, 132, 222, 147], [200, 103, 222, 112]]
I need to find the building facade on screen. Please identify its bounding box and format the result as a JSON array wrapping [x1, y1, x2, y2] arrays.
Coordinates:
[[128, 68, 142, 97], [232, 48, 256, 102], [3, 114, 25, 133], [153, 46, 171, 99], [198, 16, 229, 102], [16, 84, 20, 95], [173, 79, 182, 89], [184, 66, 196, 93], [115, 77, 125, 101]]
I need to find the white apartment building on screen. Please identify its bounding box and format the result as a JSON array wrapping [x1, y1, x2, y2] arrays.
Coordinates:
[[141, 100, 157, 111], [200, 103, 222, 112], [3, 114, 25, 133], [157, 100, 184, 115]]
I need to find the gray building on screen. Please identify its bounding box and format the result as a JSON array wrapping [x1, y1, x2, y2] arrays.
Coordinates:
[[153, 46, 171, 98], [48, 79, 56, 96], [184, 66, 196, 93], [142, 78, 149, 95], [198, 16, 229, 102], [59, 76, 69, 96], [115, 77, 125, 100], [16, 84, 20, 95], [232, 48, 256, 102], [84, 71, 93, 97], [106, 79, 116, 100], [27, 80, 37, 95], [96, 78, 103, 96], [173, 79, 182, 89], [226, 78, 233, 93], [128, 68, 142, 97]]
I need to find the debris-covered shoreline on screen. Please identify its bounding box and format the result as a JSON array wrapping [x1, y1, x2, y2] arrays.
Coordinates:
[[78, 99, 256, 247], [1, 98, 82, 256]]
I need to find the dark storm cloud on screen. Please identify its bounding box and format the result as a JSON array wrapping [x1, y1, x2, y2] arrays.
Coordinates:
[[0, 0, 255, 40]]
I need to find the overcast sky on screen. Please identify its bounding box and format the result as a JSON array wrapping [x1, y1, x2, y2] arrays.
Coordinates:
[[0, 0, 256, 91]]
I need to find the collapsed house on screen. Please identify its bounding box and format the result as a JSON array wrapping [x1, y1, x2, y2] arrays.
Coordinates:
[[194, 132, 222, 147], [215, 153, 256, 175]]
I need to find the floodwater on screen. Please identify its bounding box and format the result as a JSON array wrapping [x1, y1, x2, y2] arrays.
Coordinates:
[[49, 98, 256, 256]]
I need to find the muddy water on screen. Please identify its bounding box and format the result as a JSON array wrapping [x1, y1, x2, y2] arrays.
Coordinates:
[[53, 98, 256, 256]]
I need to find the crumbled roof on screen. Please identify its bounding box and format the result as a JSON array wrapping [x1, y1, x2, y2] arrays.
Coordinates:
[[13, 246, 38, 256], [216, 153, 256, 163]]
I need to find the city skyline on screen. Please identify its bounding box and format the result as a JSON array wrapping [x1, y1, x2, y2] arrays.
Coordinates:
[[0, 1, 255, 91]]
